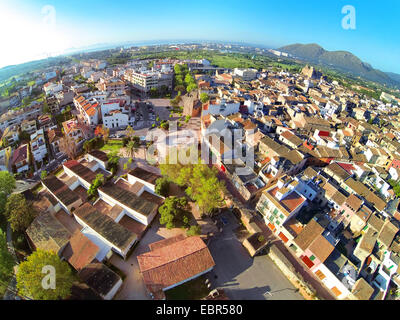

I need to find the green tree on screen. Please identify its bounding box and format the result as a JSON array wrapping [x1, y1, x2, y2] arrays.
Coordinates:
[[184, 73, 195, 86], [174, 64, 182, 75], [40, 170, 48, 180], [0, 171, 16, 198], [5, 194, 36, 232], [126, 138, 140, 159], [200, 92, 210, 104], [185, 164, 225, 215], [16, 249, 75, 300], [149, 87, 159, 98], [155, 177, 170, 197], [0, 229, 15, 290], [107, 151, 120, 173], [186, 225, 201, 237], [187, 83, 198, 93], [159, 196, 188, 229], [174, 85, 186, 93], [87, 174, 104, 198], [125, 125, 135, 140]]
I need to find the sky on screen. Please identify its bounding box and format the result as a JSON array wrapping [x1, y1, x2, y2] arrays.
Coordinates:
[[0, 0, 399, 73]]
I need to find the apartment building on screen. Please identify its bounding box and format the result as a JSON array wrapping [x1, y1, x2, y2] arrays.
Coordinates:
[[0, 104, 41, 132], [124, 69, 173, 96], [96, 78, 126, 94], [30, 128, 48, 163]]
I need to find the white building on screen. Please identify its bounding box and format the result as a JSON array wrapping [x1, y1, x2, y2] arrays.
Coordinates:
[[43, 82, 63, 96], [30, 129, 48, 163], [233, 68, 258, 81], [202, 99, 240, 117], [124, 69, 173, 95]]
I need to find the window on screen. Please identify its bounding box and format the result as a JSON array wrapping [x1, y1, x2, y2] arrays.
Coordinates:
[[315, 270, 326, 280], [310, 255, 316, 261], [279, 214, 284, 219], [331, 286, 342, 297], [272, 208, 278, 216], [268, 215, 274, 222]]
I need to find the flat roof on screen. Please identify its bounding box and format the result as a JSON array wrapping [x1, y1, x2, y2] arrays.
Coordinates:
[[74, 203, 137, 250], [100, 184, 160, 217]]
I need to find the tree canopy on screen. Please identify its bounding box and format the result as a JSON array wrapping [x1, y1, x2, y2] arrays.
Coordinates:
[[16, 249, 75, 300], [87, 174, 104, 198], [160, 155, 225, 215], [155, 177, 170, 197], [5, 193, 36, 232], [0, 229, 15, 289], [159, 196, 189, 229], [200, 92, 210, 104], [0, 171, 16, 196]]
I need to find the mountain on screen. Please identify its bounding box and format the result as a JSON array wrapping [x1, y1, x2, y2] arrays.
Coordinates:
[[278, 43, 400, 88], [386, 72, 400, 84]]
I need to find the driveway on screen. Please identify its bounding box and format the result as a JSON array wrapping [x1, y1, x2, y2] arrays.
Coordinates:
[[208, 213, 303, 300]]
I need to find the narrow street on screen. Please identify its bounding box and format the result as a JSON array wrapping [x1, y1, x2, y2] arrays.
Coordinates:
[[217, 167, 337, 300]]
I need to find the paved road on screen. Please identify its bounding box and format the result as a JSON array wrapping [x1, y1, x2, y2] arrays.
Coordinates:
[[208, 213, 303, 300]]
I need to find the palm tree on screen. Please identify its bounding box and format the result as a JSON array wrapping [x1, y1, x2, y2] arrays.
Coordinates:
[[126, 140, 139, 159]]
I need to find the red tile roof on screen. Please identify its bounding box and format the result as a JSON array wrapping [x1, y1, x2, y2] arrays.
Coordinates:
[[11, 144, 28, 165], [137, 236, 215, 294], [62, 232, 100, 271]]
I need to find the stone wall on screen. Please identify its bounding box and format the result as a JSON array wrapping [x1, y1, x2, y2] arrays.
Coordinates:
[[268, 244, 318, 300]]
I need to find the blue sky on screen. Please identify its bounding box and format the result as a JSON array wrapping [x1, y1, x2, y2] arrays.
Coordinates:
[[1, 0, 399, 73]]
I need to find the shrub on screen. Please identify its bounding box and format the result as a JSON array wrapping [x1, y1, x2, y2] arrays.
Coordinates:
[[186, 225, 201, 237]]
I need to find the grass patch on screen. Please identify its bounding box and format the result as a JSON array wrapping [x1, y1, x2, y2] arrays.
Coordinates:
[[165, 274, 210, 300], [100, 140, 123, 153]]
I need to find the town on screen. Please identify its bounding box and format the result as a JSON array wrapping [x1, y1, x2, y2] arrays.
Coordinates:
[[1, 41, 400, 302]]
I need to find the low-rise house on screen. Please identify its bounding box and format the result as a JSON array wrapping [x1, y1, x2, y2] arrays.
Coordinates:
[[351, 277, 375, 300], [1, 125, 19, 146], [256, 179, 307, 235], [41, 175, 83, 214], [30, 129, 48, 163], [127, 166, 161, 195], [137, 235, 215, 299], [62, 232, 100, 271], [26, 212, 72, 256], [74, 203, 137, 259], [78, 262, 123, 300], [47, 128, 64, 158], [86, 150, 109, 170], [11, 144, 30, 173], [349, 205, 373, 234], [21, 119, 37, 134]]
